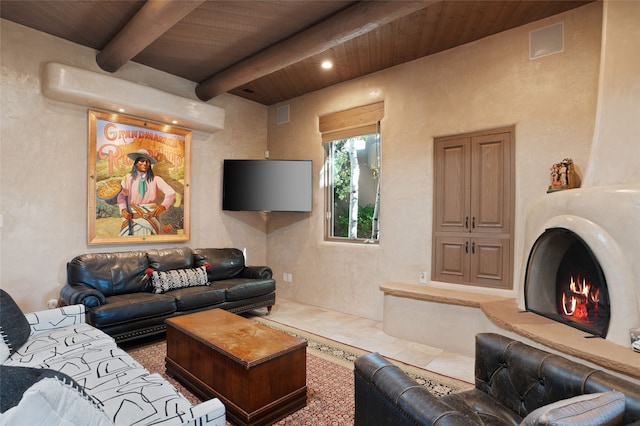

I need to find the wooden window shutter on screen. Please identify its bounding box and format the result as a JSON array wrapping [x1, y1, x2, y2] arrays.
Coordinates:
[[319, 102, 384, 142]]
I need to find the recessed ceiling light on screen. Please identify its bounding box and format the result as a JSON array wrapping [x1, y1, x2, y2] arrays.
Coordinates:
[[321, 60, 333, 70], [172, 120, 178, 124], [118, 108, 125, 113]]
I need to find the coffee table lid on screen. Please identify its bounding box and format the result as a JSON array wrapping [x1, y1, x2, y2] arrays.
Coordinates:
[[166, 309, 307, 368]]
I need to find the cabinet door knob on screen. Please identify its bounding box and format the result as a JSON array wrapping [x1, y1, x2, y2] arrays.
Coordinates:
[[472, 217, 476, 229], [465, 241, 469, 253], [465, 217, 469, 228], [472, 241, 476, 254]]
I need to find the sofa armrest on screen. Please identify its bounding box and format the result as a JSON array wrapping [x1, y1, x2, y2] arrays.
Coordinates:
[[24, 304, 86, 336], [60, 284, 106, 308], [354, 352, 468, 425], [180, 397, 226, 426], [239, 266, 273, 279]]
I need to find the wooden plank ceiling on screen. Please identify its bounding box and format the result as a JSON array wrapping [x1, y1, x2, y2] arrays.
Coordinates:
[[1, 0, 594, 106]]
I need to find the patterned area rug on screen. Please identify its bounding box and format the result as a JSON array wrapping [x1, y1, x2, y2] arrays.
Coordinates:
[[125, 317, 471, 425]]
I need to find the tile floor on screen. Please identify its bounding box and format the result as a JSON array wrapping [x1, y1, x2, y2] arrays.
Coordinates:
[[248, 297, 475, 383]]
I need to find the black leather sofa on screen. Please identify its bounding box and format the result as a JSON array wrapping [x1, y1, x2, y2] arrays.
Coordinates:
[[354, 333, 640, 425], [60, 247, 275, 342]]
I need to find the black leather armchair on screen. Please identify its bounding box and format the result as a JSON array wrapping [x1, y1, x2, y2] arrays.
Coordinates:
[[354, 333, 640, 425]]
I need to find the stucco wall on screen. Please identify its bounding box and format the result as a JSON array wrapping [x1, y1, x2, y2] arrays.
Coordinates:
[[266, 3, 603, 321], [0, 20, 269, 312], [1, 3, 609, 322], [582, 0, 640, 187]]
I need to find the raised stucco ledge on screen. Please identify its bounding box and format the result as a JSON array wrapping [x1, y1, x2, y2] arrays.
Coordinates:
[[380, 282, 509, 307], [482, 298, 640, 381], [381, 282, 640, 381], [42, 62, 225, 133]]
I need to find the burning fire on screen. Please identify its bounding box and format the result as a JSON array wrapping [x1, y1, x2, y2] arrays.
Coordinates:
[[561, 276, 600, 321]]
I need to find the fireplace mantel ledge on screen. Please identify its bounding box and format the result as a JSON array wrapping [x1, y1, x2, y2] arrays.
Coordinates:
[[380, 282, 640, 380]]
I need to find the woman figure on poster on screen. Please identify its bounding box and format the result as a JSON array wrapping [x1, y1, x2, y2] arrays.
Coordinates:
[[116, 149, 176, 236]]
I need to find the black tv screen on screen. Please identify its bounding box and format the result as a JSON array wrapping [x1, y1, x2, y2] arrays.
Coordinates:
[[222, 159, 312, 212]]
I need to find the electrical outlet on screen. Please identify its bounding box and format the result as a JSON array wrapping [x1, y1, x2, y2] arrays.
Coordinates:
[[282, 272, 288, 282], [47, 299, 58, 309], [287, 273, 293, 283], [419, 271, 428, 284]]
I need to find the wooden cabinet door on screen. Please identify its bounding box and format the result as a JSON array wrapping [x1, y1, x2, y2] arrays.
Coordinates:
[[433, 235, 469, 284], [433, 137, 470, 233], [434, 236, 510, 288], [469, 236, 510, 288], [471, 132, 512, 234]]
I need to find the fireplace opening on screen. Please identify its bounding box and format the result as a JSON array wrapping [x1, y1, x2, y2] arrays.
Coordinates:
[[525, 228, 610, 338]]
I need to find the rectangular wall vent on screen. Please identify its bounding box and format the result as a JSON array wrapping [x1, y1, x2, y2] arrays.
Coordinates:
[[277, 104, 290, 124], [530, 22, 564, 59]]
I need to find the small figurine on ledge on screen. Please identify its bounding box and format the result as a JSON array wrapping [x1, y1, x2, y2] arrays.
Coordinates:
[[548, 158, 579, 192]]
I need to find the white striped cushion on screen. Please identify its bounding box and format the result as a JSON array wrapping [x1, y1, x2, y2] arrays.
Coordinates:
[[150, 266, 208, 294]]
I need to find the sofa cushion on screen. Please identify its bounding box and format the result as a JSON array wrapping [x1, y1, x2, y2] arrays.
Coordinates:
[[40, 343, 150, 397], [146, 247, 194, 271], [3, 323, 114, 368], [67, 251, 151, 296], [151, 266, 208, 294], [88, 293, 176, 328], [169, 286, 226, 311], [193, 248, 245, 281], [0, 290, 31, 363], [210, 277, 276, 302], [0, 365, 111, 425], [97, 373, 206, 425], [520, 391, 626, 426]]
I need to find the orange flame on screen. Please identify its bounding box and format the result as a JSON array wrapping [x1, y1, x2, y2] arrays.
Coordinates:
[[561, 275, 599, 321]]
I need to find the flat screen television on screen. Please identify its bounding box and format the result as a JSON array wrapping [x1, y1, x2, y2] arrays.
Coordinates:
[[222, 159, 312, 212]]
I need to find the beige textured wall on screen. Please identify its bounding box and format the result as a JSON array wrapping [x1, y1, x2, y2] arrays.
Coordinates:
[[266, 3, 603, 321], [0, 3, 610, 321], [583, 0, 640, 187], [0, 20, 269, 312]]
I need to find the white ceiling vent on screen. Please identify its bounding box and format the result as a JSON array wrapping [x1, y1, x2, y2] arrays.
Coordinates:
[[530, 22, 564, 59], [276, 104, 290, 124]]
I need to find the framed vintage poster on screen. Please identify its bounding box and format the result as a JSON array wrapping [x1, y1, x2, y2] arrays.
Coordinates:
[[88, 110, 191, 244]]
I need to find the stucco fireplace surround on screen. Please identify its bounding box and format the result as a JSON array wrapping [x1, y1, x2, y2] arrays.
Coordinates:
[[516, 0, 640, 353], [520, 185, 640, 348]]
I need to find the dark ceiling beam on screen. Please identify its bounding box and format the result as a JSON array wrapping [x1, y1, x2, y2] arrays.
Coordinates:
[[195, 0, 438, 101], [96, 0, 205, 73]]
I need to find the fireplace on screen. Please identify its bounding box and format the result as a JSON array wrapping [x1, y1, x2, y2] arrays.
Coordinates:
[[524, 228, 610, 338], [518, 186, 640, 347]]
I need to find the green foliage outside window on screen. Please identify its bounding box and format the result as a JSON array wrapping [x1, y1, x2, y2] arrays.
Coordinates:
[[326, 133, 380, 242], [335, 204, 375, 238]]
